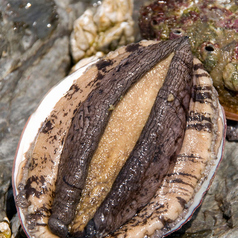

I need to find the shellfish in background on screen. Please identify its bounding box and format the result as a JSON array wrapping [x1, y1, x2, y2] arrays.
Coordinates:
[[70, 0, 134, 63], [13, 36, 225, 238], [139, 0, 238, 139]]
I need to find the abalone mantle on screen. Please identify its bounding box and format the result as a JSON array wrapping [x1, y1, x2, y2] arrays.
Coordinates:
[[13, 37, 226, 238]]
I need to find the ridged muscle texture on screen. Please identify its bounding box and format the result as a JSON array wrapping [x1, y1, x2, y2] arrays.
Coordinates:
[[48, 37, 190, 237], [83, 38, 193, 237]]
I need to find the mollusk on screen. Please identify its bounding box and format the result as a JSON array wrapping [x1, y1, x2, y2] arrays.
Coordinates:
[[13, 37, 226, 238], [139, 0, 238, 122], [70, 0, 134, 63]]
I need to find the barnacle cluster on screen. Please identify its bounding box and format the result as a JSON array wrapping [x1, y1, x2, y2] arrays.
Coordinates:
[[139, 0, 238, 119]]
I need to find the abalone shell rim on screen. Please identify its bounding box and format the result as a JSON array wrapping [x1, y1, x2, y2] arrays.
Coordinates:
[[162, 104, 226, 237], [12, 60, 98, 238]]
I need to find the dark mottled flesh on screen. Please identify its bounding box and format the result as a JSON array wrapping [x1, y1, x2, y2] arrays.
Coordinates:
[[14, 45, 134, 238], [48, 37, 189, 237], [81, 38, 193, 237], [70, 49, 174, 234], [108, 58, 225, 238]]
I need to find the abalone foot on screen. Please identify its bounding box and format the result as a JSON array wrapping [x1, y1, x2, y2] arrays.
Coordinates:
[[69, 231, 85, 238], [48, 217, 69, 238], [70, 219, 95, 238]]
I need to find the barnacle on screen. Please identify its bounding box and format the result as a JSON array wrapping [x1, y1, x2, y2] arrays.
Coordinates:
[[139, 0, 238, 120]]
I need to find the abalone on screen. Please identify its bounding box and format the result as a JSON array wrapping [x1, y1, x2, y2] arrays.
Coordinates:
[[13, 37, 225, 238]]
